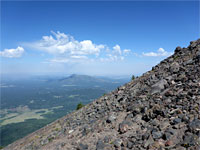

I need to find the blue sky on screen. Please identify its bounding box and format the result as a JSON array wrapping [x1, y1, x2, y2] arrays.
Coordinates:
[[1, 1, 199, 76]]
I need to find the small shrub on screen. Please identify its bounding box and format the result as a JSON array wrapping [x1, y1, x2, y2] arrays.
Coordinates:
[[132, 75, 135, 80], [174, 55, 179, 60], [48, 137, 53, 142], [76, 103, 84, 110], [35, 135, 39, 139]]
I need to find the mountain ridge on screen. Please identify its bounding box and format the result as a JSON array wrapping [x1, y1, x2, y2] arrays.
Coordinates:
[[59, 74, 111, 83], [4, 39, 200, 150]]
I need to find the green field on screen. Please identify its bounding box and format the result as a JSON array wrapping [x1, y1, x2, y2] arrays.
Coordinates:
[[0, 106, 63, 126]]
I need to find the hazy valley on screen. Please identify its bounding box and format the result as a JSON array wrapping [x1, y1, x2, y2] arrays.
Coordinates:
[[0, 74, 129, 147]]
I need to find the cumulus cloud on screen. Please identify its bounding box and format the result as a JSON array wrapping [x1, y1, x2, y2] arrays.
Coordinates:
[[25, 31, 131, 63], [0, 46, 24, 58], [123, 49, 131, 56], [142, 48, 172, 57], [98, 45, 128, 62], [113, 45, 122, 55], [100, 54, 123, 62], [27, 31, 104, 56]]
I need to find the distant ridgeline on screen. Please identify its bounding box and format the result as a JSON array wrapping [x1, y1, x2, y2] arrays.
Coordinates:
[[4, 39, 200, 150]]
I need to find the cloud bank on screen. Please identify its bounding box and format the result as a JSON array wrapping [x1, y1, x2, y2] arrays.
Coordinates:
[[142, 48, 172, 57], [0, 46, 24, 58], [25, 31, 131, 63]]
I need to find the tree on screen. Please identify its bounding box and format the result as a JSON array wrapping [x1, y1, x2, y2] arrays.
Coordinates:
[[132, 75, 135, 80], [76, 102, 84, 110]]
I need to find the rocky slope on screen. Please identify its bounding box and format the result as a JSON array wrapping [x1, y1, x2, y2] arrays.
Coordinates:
[[4, 39, 200, 150]]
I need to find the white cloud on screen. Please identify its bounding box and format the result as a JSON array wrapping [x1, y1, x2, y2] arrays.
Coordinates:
[[98, 45, 128, 62], [25, 31, 131, 63], [158, 48, 165, 53], [79, 40, 104, 56], [123, 49, 131, 56], [48, 56, 89, 64], [113, 45, 122, 55], [27, 31, 105, 56], [142, 48, 172, 57], [70, 55, 88, 59], [0, 46, 24, 58]]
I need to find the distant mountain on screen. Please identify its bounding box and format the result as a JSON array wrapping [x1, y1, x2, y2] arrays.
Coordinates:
[[47, 74, 130, 89], [59, 74, 108, 83]]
